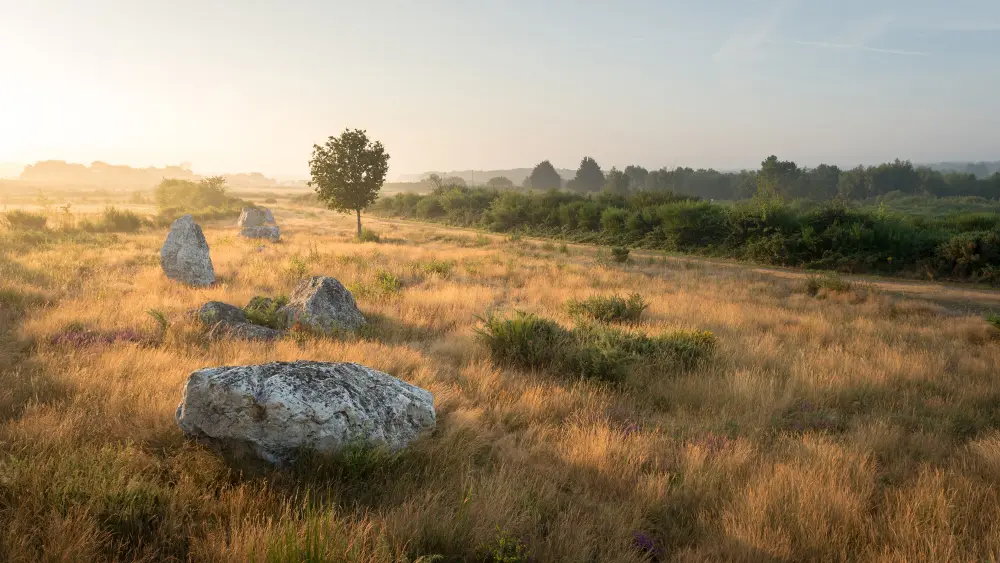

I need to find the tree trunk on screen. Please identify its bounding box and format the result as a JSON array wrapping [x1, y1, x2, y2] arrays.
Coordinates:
[[356, 209, 362, 238]]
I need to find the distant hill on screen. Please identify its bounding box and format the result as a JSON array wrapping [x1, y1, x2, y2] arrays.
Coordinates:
[[12, 160, 292, 190], [927, 161, 1000, 178], [0, 163, 25, 179], [398, 168, 575, 186]]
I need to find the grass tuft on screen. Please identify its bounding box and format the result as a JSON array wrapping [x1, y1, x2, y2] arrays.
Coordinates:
[[565, 293, 648, 324], [476, 311, 715, 382], [804, 272, 854, 295], [357, 228, 382, 243], [244, 296, 290, 330]]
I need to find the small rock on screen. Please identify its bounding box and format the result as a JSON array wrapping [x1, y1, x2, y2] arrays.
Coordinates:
[[237, 207, 269, 228], [279, 276, 366, 333], [196, 301, 284, 342], [175, 360, 436, 463], [197, 301, 247, 326], [263, 208, 276, 224], [240, 225, 281, 242], [160, 215, 215, 287]]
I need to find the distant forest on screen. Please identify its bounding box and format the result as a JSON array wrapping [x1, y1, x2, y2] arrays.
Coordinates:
[[401, 157, 1000, 201]]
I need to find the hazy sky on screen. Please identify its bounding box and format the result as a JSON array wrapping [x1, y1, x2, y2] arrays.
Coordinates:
[[2, 0, 999, 179]]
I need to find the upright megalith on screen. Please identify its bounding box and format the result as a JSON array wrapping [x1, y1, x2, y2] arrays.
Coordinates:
[[160, 215, 215, 287], [237, 207, 268, 228], [279, 276, 366, 333]]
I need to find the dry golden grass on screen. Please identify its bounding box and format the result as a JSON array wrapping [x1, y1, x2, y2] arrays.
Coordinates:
[[1, 205, 1000, 562]]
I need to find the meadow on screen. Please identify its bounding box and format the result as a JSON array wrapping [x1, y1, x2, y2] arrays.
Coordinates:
[[1, 201, 1000, 562]]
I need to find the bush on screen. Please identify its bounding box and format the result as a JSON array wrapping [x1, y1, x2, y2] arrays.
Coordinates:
[[243, 296, 290, 329], [351, 270, 402, 300], [568, 325, 716, 380], [804, 273, 854, 296], [421, 259, 454, 277], [370, 186, 1000, 282], [357, 228, 381, 243], [3, 210, 47, 231], [264, 198, 278, 204], [566, 294, 647, 324], [476, 311, 715, 382], [987, 313, 1000, 330], [89, 206, 144, 233], [154, 176, 248, 221], [611, 247, 630, 263], [475, 311, 568, 371]]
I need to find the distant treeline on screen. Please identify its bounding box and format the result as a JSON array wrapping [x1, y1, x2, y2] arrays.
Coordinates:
[[501, 156, 1000, 201], [371, 181, 1000, 283]]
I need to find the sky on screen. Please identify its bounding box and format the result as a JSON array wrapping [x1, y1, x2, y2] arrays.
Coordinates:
[[1, 0, 999, 180]]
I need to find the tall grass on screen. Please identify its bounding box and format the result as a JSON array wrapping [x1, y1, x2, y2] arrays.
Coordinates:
[[1, 209, 1000, 561]]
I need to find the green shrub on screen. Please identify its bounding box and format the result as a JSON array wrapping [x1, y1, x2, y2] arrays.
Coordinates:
[[357, 228, 381, 243], [565, 294, 647, 324], [475, 311, 568, 371], [351, 270, 403, 301], [3, 210, 47, 231], [804, 273, 854, 295], [477, 311, 715, 382], [611, 246, 630, 263], [484, 526, 531, 563], [568, 325, 716, 380], [243, 296, 290, 329], [421, 259, 455, 277], [154, 176, 247, 221], [987, 313, 1000, 330], [89, 206, 144, 233]]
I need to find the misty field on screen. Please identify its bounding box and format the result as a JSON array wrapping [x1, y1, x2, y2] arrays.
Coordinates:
[[2, 204, 1000, 562]]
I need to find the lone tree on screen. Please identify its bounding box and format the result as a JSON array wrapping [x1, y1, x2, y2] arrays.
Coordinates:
[[309, 128, 390, 237]]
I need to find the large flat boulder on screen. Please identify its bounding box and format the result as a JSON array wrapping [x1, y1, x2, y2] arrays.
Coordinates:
[[240, 225, 281, 242], [279, 276, 365, 333], [175, 361, 436, 463], [160, 215, 215, 287]]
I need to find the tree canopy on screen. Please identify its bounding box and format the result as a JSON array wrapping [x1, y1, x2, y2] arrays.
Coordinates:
[[309, 128, 389, 236], [569, 157, 605, 193], [487, 176, 514, 188], [526, 160, 562, 191]]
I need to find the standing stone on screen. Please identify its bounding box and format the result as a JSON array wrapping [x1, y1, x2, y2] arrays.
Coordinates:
[[240, 225, 281, 242], [262, 208, 276, 224], [160, 215, 215, 287], [175, 360, 436, 463], [279, 276, 366, 333], [237, 207, 268, 228]]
